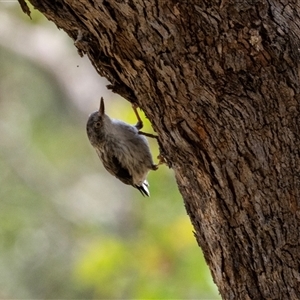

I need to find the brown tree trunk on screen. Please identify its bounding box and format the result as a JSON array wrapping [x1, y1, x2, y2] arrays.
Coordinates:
[[20, 0, 300, 299]]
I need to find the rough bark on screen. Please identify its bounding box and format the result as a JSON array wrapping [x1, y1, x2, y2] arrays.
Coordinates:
[[20, 0, 300, 299]]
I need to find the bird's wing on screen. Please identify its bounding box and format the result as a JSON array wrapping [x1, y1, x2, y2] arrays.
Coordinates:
[[98, 150, 133, 185], [97, 149, 149, 196]]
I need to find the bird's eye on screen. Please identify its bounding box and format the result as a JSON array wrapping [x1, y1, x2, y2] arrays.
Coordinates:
[[95, 122, 101, 128]]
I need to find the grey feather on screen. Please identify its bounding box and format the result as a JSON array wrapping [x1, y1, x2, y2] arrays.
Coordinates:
[[86, 98, 156, 196]]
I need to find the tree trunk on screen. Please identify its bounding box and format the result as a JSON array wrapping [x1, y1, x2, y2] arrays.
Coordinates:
[[20, 0, 300, 299]]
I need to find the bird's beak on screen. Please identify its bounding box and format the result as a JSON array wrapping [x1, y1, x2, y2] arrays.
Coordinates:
[[99, 97, 105, 116]]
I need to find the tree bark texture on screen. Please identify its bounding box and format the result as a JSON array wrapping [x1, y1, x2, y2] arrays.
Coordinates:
[[21, 0, 300, 299]]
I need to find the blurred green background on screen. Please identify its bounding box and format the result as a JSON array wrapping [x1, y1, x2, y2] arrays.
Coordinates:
[[0, 3, 220, 299]]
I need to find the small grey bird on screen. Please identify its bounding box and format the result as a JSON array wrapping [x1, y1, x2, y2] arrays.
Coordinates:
[[86, 97, 158, 196]]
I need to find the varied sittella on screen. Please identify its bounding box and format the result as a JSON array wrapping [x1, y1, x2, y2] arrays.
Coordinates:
[[86, 97, 158, 196]]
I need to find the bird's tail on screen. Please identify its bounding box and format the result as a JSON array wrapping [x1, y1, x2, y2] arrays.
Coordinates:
[[136, 180, 150, 197]]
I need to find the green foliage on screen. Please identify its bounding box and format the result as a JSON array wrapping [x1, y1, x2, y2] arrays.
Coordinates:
[[73, 216, 218, 299], [0, 29, 220, 300]]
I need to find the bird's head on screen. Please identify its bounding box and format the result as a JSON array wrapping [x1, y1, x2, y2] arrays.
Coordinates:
[[86, 97, 107, 147]]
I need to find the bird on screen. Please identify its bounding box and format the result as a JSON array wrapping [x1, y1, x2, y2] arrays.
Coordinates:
[[86, 97, 158, 196]]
